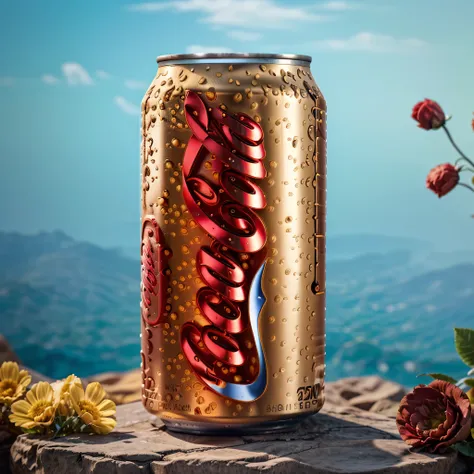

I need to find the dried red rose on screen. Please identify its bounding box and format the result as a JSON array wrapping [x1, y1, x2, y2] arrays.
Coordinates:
[[396, 380, 472, 453], [412, 99, 446, 130], [426, 163, 459, 198]]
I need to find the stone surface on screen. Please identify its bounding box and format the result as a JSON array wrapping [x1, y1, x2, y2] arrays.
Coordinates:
[[0, 362, 466, 474], [10, 400, 470, 474], [0, 335, 21, 364], [85, 369, 142, 405], [325, 376, 407, 416]]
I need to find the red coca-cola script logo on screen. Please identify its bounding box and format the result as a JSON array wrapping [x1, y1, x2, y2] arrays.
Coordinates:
[[181, 91, 268, 391], [140, 217, 170, 326]]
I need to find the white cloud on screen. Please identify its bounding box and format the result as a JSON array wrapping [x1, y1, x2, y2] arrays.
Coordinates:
[[227, 30, 262, 42], [0, 77, 14, 87], [320, 1, 359, 10], [312, 32, 427, 53], [186, 45, 233, 54], [42, 74, 60, 85], [114, 96, 140, 115], [96, 70, 110, 79], [125, 79, 148, 90], [61, 62, 94, 85], [127, 2, 167, 11], [127, 0, 327, 28]]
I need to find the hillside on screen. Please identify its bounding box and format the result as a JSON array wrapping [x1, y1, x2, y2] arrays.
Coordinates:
[[0, 230, 472, 385]]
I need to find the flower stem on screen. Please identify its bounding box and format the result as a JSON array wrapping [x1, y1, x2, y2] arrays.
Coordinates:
[[458, 182, 474, 193], [442, 125, 474, 168], [51, 424, 63, 439]]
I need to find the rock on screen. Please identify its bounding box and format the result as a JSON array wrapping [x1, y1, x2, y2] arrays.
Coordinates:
[[0, 335, 52, 385], [10, 400, 469, 474], [84, 369, 141, 405], [325, 376, 407, 416], [0, 335, 21, 364], [23, 368, 53, 385]]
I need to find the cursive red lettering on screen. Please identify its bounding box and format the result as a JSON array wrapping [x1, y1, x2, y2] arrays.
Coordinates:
[[181, 91, 268, 388], [140, 217, 170, 326]]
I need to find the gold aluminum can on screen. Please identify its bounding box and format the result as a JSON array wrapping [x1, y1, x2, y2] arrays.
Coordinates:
[[140, 53, 326, 434]]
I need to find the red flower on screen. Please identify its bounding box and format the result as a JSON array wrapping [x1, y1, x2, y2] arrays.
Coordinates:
[[426, 163, 459, 198], [397, 380, 472, 453], [412, 99, 446, 130]]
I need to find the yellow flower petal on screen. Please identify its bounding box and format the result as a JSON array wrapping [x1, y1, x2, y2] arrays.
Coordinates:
[[11, 400, 30, 415], [9, 381, 56, 429], [64, 374, 82, 387], [96, 399, 116, 416], [85, 382, 106, 405], [18, 374, 32, 390], [9, 413, 30, 425], [26, 387, 38, 405], [55, 401, 69, 417], [0, 395, 15, 405], [0, 361, 20, 381], [81, 411, 94, 425], [67, 382, 116, 435], [92, 417, 116, 435], [33, 406, 56, 425], [51, 380, 64, 400], [64, 376, 82, 398], [9, 416, 37, 430], [69, 383, 85, 413], [34, 381, 53, 402]]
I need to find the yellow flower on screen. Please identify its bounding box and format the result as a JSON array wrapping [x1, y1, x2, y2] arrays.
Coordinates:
[[9, 382, 56, 430], [51, 374, 82, 416], [69, 382, 116, 435], [0, 361, 31, 405]]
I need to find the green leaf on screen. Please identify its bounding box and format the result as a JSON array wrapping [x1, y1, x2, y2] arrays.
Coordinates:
[[418, 373, 457, 384], [463, 378, 474, 388], [22, 428, 38, 435], [453, 441, 474, 457], [454, 328, 474, 367]]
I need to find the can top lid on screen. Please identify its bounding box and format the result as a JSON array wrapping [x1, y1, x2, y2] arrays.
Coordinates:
[[157, 53, 312, 66]]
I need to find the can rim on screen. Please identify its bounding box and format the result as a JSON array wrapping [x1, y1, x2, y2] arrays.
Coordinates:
[[156, 53, 312, 65]]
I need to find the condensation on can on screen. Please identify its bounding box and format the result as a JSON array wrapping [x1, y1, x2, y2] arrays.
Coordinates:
[[140, 54, 326, 434]]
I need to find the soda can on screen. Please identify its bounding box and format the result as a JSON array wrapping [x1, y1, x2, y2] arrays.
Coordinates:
[[140, 53, 326, 434]]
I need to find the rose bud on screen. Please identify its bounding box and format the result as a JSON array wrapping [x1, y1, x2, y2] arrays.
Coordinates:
[[412, 99, 446, 130], [396, 380, 472, 453], [426, 163, 460, 198]]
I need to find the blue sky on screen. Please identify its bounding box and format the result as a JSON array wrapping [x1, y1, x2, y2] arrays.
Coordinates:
[[1, 0, 474, 250]]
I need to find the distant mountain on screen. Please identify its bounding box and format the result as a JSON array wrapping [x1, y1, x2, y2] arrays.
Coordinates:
[[0, 230, 73, 281], [0, 231, 140, 378], [0, 230, 472, 387], [326, 261, 474, 385]]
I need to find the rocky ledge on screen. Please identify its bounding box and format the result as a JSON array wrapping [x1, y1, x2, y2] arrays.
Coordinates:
[[0, 334, 469, 474], [8, 377, 471, 474]]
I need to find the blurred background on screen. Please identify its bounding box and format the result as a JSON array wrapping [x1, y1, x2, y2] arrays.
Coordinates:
[[1, 0, 473, 387]]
